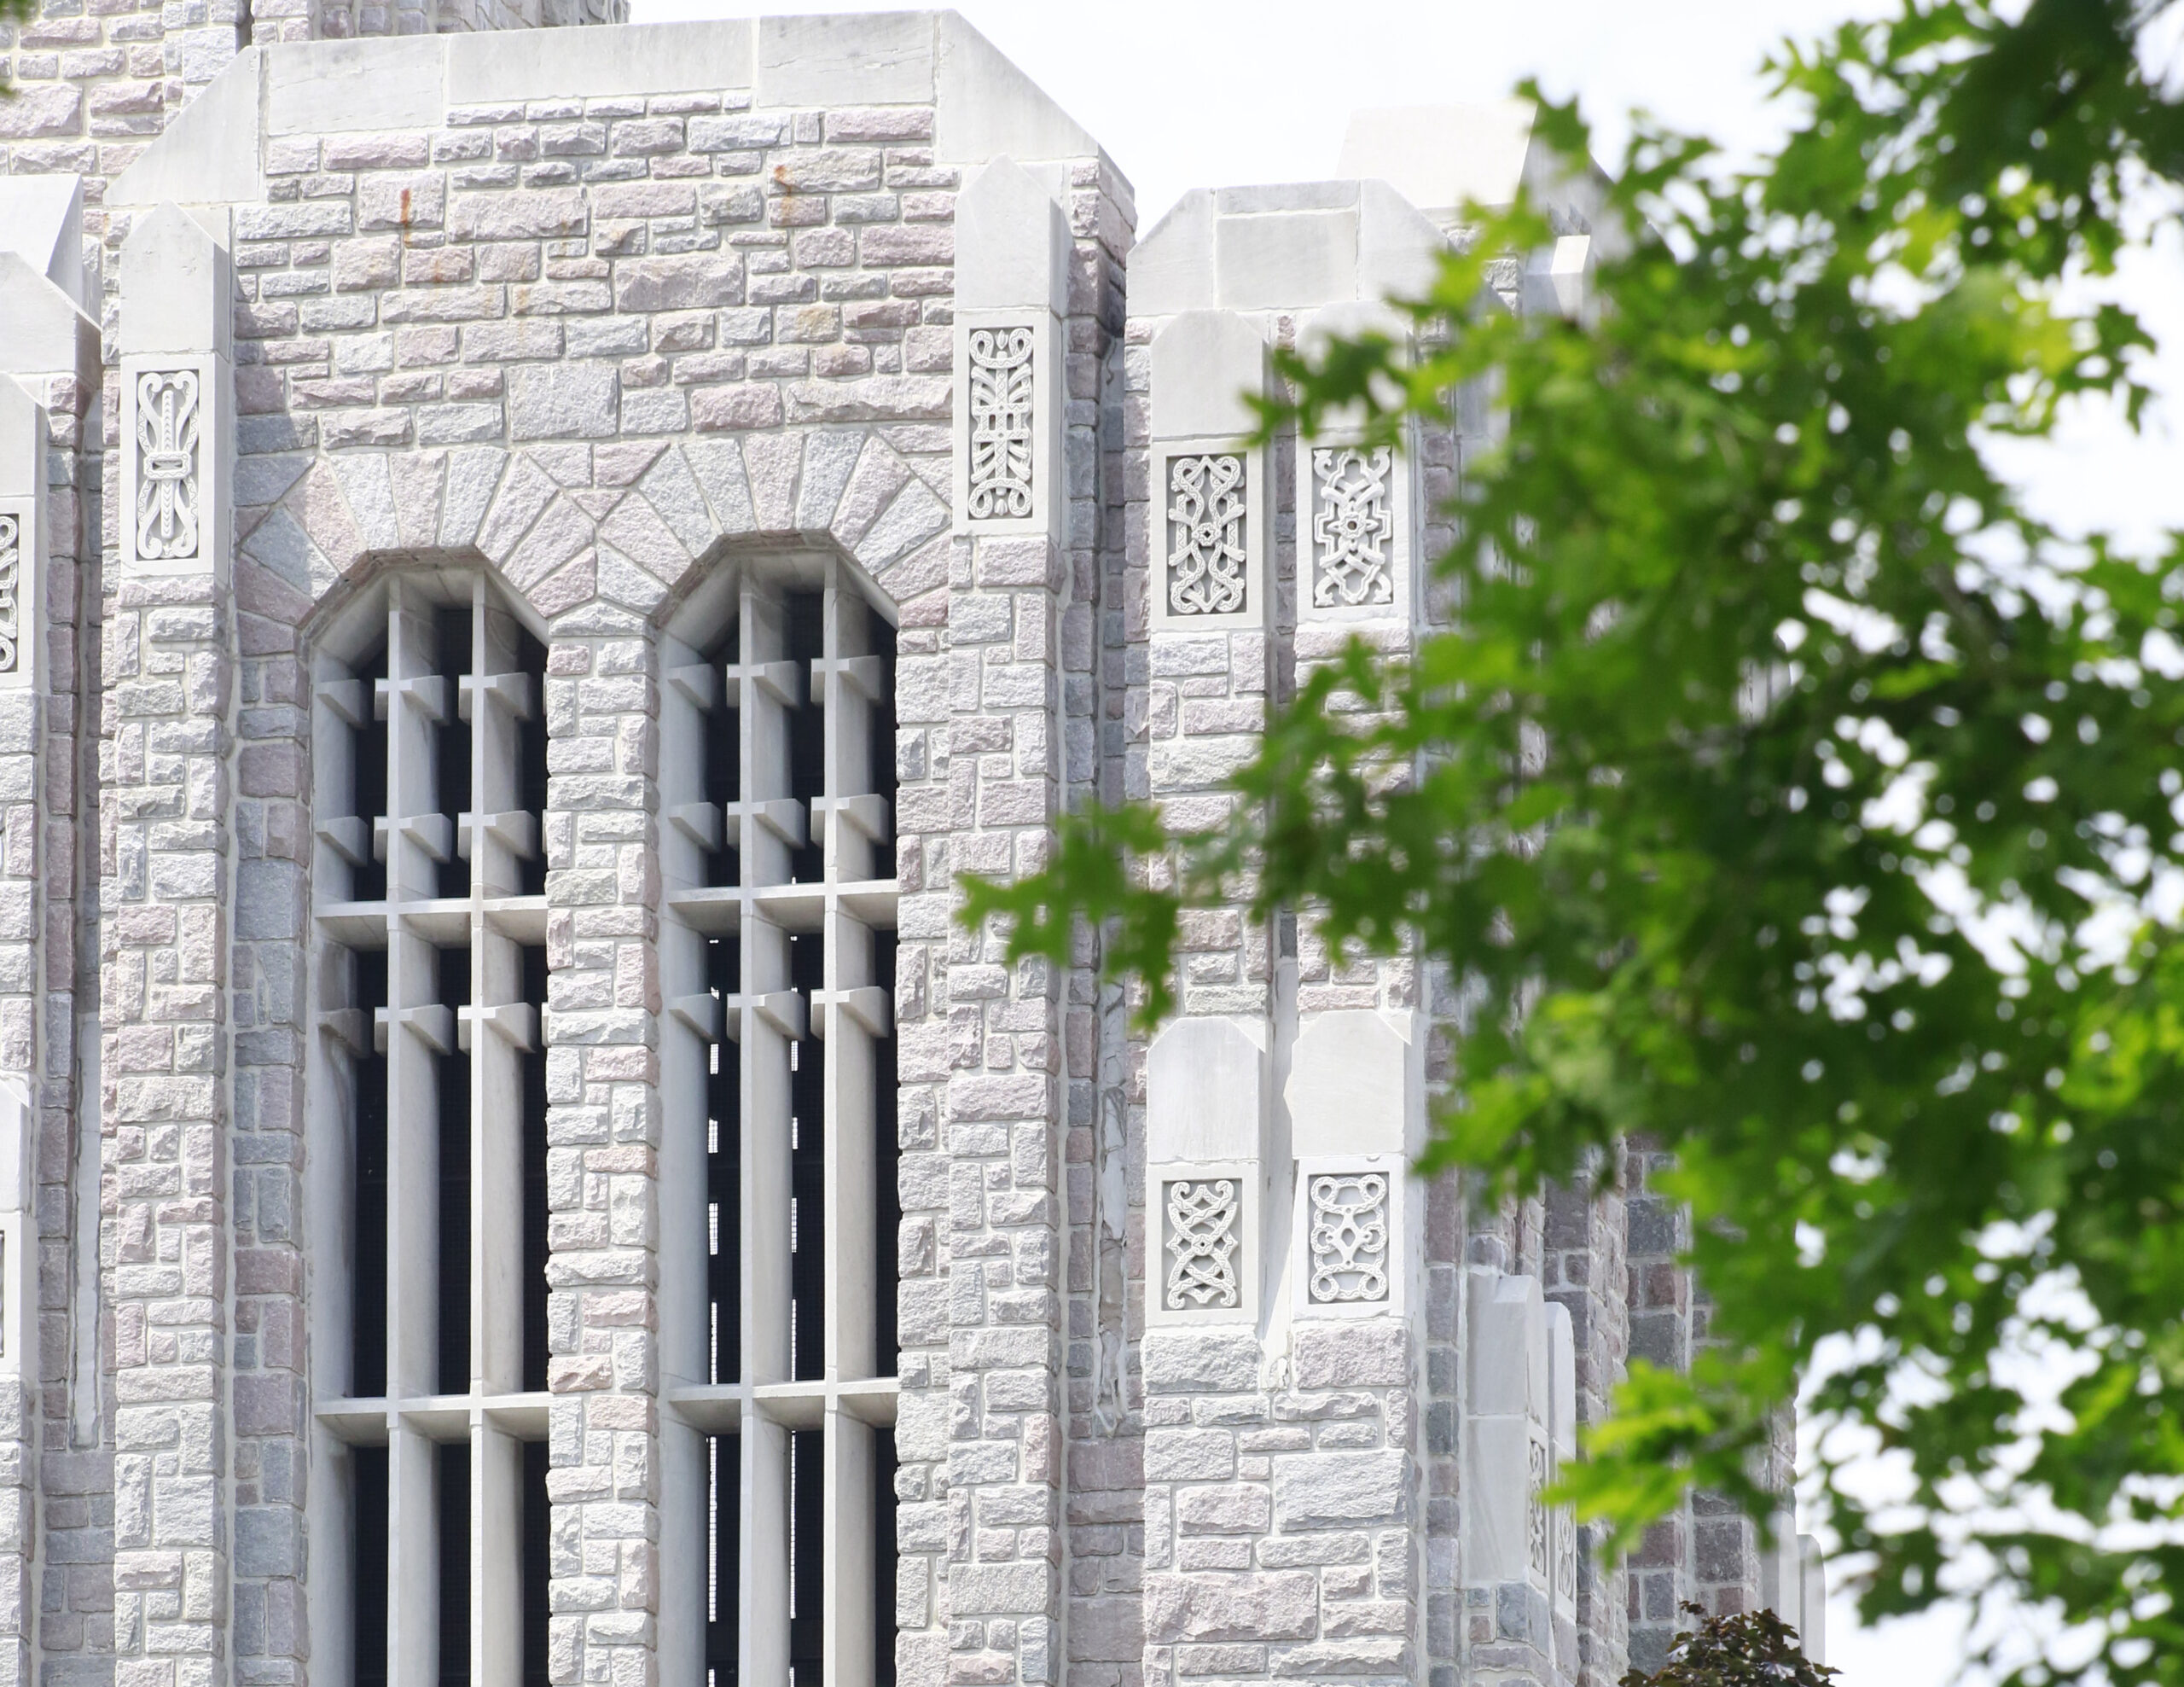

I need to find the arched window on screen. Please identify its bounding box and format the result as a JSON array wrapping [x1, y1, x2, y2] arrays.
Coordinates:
[[306, 570, 553, 1687], [656, 552, 901, 1687]]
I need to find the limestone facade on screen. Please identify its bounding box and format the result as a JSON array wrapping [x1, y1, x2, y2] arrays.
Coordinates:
[[0, 9, 1823, 1687]]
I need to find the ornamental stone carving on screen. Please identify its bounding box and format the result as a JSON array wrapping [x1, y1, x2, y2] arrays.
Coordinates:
[[1310, 445, 1395, 608], [966, 325, 1035, 521], [1307, 1170, 1390, 1304], [0, 515, 17, 677], [1559, 1503, 1579, 1612], [134, 369, 202, 565], [1528, 1437, 1552, 1582], [1166, 453, 1247, 616], [1164, 1178, 1241, 1311]]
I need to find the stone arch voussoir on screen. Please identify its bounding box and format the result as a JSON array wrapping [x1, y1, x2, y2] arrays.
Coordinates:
[[241, 423, 954, 647]]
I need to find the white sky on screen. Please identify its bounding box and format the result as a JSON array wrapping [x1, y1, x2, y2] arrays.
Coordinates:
[[624, 2, 2184, 1679]]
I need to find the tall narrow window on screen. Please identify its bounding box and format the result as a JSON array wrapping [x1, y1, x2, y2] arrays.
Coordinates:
[[659, 557, 903, 1687], [309, 573, 553, 1687]]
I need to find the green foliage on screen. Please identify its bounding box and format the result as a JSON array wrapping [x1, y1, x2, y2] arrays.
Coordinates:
[[960, 3, 2184, 1681], [1, 0, 42, 85], [1619, 1605, 1835, 1687]]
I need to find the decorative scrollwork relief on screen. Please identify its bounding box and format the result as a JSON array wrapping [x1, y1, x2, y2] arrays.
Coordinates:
[[135, 370, 202, 564], [1306, 1171, 1390, 1304], [1166, 454, 1247, 616], [1164, 1178, 1241, 1311], [1309, 445, 1394, 608], [1528, 1436, 1552, 1582], [966, 326, 1035, 521], [0, 515, 18, 676]]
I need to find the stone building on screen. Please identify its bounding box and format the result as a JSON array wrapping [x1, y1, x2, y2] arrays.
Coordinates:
[[0, 7, 1827, 1687]]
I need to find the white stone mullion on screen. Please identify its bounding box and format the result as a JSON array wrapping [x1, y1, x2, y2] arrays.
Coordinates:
[[735, 957, 793, 1687], [819, 567, 886, 1686], [731, 581, 795, 1687], [381, 585, 447, 1687], [383, 917, 444, 1687], [473, 1416, 523, 1687], [470, 585, 534, 900], [470, 877, 530, 1687], [470, 922, 526, 1399], [540, 620, 662, 1687], [653, 613, 717, 1686]]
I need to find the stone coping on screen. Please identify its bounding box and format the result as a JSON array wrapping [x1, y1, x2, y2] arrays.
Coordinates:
[[110, 9, 1118, 211]]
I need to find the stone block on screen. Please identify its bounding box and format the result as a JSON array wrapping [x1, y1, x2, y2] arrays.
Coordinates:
[[267, 38, 443, 136], [1271, 1450, 1407, 1529], [1143, 1428, 1234, 1484], [956, 157, 1069, 316], [755, 12, 932, 107], [1292, 1323, 1409, 1392], [508, 364, 619, 441], [1144, 1570, 1316, 1643]]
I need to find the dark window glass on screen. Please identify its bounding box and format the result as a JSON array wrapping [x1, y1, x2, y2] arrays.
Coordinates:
[[352, 949, 389, 1399], [437, 949, 471, 1398], [352, 1446, 389, 1687], [439, 1441, 471, 1687], [521, 1440, 550, 1687]]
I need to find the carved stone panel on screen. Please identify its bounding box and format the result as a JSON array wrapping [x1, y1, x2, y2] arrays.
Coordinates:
[[0, 514, 19, 678], [966, 324, 1035, 522], [1309, 445, 1394, 608], [1149, 1157, 1258, 1324], [1292, 1154, 1405, 1318], [1165, 452, 1248, 617], [1527, 1434, 1552, 1583], [1305, 1169, 1390, 1305], [953, 311, 1055, 538], [1163, 1178, 1240, 1312], [133, 369, 202, 565], [120, 354, 225, 576]]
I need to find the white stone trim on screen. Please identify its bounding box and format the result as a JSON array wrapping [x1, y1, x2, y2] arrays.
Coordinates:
[[0, 1083, 33, 1382], [1285, 1008, 1420, 1160], [0, 498, 37, 695], [952, 310, 1060, 540], [1461, 1270, 1563, 1603], [1290, 1153, 1409, 1320], [1147, 1158, 1261, 1327], [1548, 1299, 1578, 1621], [0, 374, 47, 695], [1144, 1014, 1266, 1164], [119, 352, 230, 578]]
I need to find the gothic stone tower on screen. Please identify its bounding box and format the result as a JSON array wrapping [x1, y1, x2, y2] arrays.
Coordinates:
[[0, 11, 1826, 1687]]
